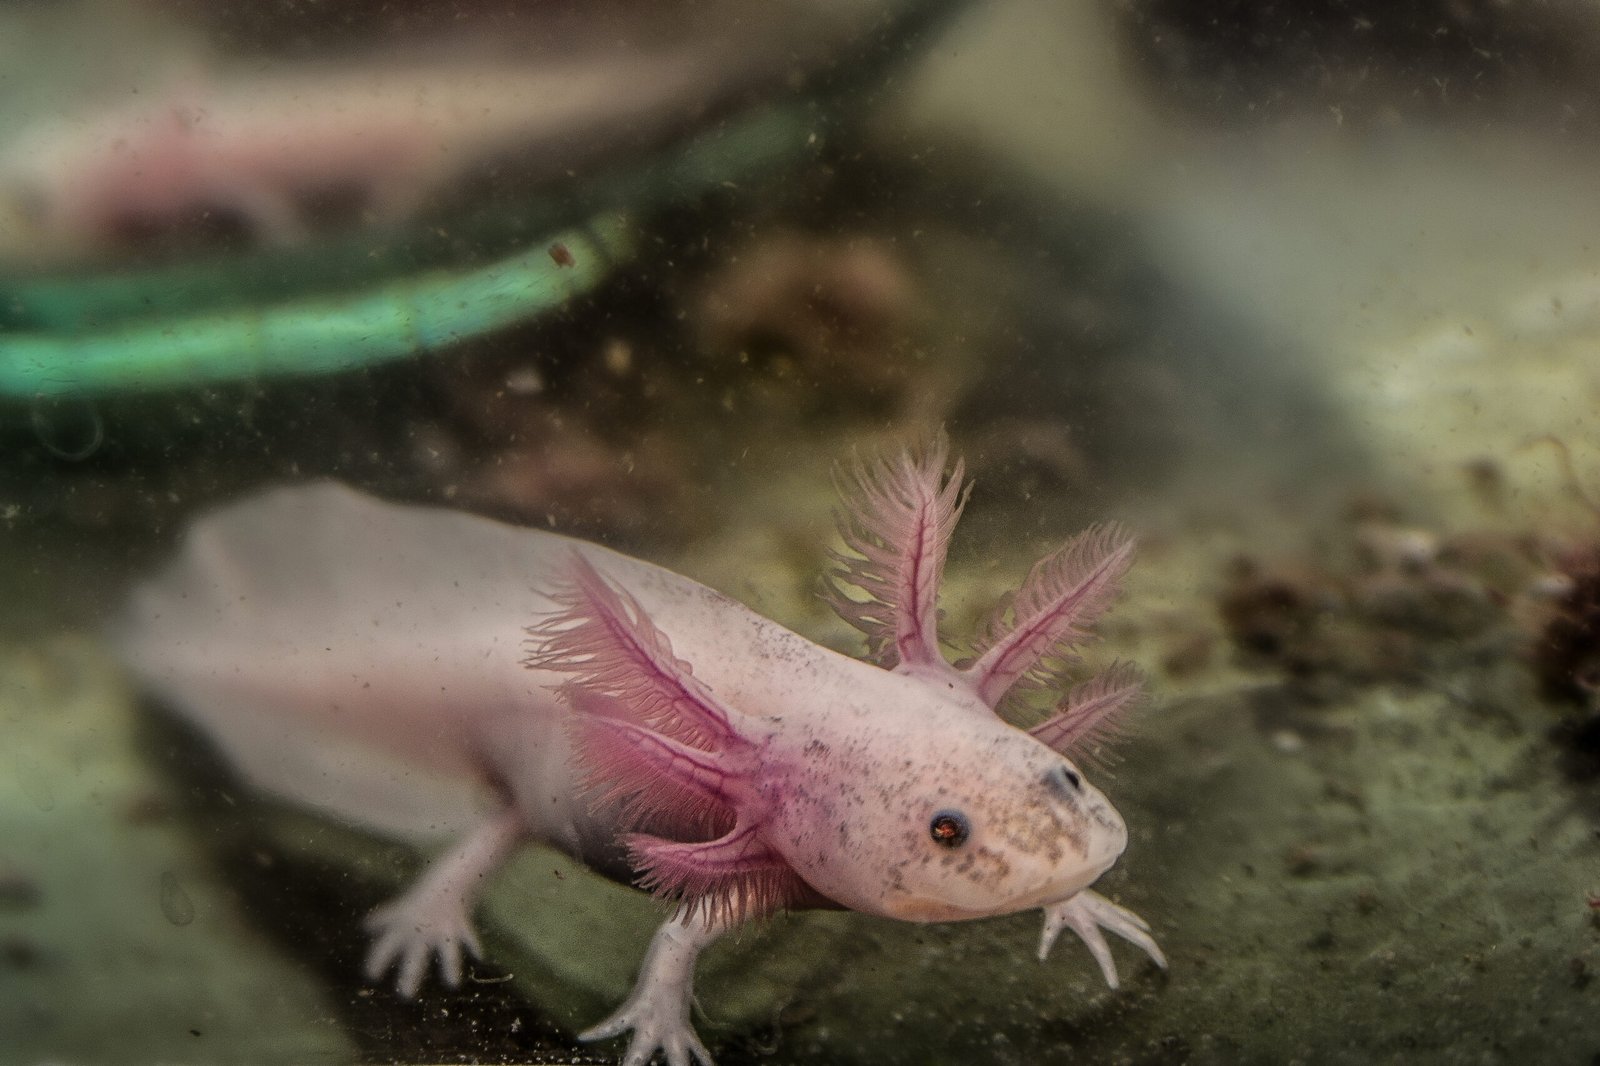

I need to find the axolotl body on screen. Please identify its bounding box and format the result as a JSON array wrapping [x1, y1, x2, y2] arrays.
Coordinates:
[[117, 441, 1165, 1065]]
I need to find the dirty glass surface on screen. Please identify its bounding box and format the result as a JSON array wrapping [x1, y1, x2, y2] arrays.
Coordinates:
[[2, 0, 1598, 1062]]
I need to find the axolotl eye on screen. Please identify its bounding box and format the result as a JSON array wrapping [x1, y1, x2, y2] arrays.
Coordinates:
[[928, 809, 969, 848]]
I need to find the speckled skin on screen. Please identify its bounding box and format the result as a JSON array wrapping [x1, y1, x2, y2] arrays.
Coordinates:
[[118, 445, 1164, 1066], [754, 686, 1125, 921]]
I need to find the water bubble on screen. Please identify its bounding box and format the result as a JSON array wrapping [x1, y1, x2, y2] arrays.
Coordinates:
[[159, 871, 195, 927], [29, 392, 104, 462]]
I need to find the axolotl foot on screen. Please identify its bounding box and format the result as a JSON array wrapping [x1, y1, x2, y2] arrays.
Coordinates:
[[580, 997, 713, 1066], [581, 913, 720, 1066], [363, 891, 483, 999], [1038, 889, 1167, 989]]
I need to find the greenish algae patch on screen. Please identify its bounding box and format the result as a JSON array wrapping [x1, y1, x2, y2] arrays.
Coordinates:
[[0, 637, 352, 1064]]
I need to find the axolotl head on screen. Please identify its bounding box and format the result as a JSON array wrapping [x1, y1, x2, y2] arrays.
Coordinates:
[[756, 671, 1127, 923], [534, 440, 1159, 981]]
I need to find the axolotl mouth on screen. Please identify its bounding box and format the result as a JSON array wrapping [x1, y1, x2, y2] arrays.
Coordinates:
[[1002, 775, 1165, 990], [887, 847, 1124, 924]]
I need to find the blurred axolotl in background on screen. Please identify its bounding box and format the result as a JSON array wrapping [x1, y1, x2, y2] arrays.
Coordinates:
[[117, 438, 1166, 1066], [0, 50, 722, 265], [0, 0, 934, 268]]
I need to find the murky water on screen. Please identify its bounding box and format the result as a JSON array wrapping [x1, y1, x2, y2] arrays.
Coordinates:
[[3, 1, 1599, 1062]]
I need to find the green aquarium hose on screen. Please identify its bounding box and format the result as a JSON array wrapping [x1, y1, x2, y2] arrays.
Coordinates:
[[0, 215, 631, 397], [0, 107, 813, 400]]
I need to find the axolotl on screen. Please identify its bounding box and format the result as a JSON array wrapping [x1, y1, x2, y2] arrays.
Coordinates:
[[116, 440, 1165, 1065], [0, 49, 719, 265]]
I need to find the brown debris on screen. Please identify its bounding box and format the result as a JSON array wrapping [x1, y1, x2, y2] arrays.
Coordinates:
[[1218, 513, 1520, 691], [690, 230, 928, 417], [1533, 549, 1600, 707]]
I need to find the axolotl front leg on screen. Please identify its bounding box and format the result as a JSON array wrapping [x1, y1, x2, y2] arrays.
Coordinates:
[[581, 912, 726, 1066]]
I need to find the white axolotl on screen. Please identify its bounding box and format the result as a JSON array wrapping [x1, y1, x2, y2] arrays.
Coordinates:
[[116, 440, 1165, 1066]]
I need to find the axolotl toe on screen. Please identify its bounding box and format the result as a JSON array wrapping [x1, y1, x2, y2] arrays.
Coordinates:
[[116, 437, 1165, 1066]]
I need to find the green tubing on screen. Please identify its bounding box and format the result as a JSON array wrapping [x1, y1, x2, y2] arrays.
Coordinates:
[[0, 108, 810, 398], [0, 106, 812, 333], [0, 214, 630, 397]]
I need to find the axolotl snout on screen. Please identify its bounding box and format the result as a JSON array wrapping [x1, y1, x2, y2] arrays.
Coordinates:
[[117, 439, 1164, 1066], [741, 673, 1129, 923]]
